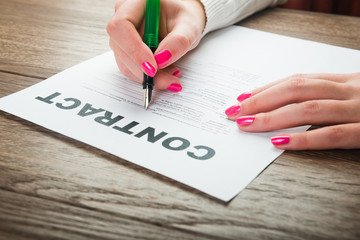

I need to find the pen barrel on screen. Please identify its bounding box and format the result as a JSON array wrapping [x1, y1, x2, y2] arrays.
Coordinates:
[[144, 0, 160, 48], [142, 74, 154, 89]]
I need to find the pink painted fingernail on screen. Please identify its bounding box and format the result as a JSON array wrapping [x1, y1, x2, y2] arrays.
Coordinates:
[[155, 50, 172, 68], [271, 135, 290, 145], [225, 105, 240, 117], [167, 83, 182, 92], [173, 70, 181, 77], [141, 61, 156, 77], [236, 115, 255, 125], [237, 92, 252, 102]]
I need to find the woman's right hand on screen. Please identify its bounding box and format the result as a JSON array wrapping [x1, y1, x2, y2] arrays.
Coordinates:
[[106, 0, 206, 92]]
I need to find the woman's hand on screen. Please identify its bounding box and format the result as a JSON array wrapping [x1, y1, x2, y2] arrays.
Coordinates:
[[106, 0, 206, 92], [225, 73, 360, 150]]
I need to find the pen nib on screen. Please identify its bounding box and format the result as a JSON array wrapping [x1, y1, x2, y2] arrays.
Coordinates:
[[143, 89, 152, 110]]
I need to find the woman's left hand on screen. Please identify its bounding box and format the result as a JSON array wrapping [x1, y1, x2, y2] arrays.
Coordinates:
[[225, 72, 360, 150]]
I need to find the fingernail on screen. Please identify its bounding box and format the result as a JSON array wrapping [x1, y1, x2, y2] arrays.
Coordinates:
[[173, 70, 181, 77], [225, 105, 240, 117], [271, 135, 290, 145], [237, 92, 252, 102], [155, 50, 172, 68], [236, 115, 255, 125], [141, 62, 156, 77], [167, 83, 182, 92]]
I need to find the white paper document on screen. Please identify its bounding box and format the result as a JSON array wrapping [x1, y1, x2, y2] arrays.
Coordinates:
[[1, 26, 359, 201]]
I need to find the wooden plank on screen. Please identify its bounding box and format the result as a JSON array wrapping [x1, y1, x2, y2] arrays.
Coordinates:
[[0, 189, 214, 240], [0, 71, 43, 97], [240, 8, 360, 50], [0, 0, 114, 78], [0, 152, 359, 239]]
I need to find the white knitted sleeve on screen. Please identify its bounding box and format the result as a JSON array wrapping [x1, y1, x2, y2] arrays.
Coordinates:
[[199, 0, 287, 35]]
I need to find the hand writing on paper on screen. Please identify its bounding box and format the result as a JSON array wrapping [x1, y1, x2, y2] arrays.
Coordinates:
[[225, 73, 360, 150], [106, 0, 206, 92]]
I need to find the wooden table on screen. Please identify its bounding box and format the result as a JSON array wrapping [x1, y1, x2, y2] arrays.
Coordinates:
[[1, 0, 359, 239]]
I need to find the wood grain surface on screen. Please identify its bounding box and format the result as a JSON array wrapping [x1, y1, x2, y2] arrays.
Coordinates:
[[1, 0, 359, 239]]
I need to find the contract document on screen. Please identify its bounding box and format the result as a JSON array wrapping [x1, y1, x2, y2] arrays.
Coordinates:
[[1, 26, 359, 201]]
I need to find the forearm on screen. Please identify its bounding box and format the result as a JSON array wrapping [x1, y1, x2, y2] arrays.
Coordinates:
[[199, 0, 287, 35]]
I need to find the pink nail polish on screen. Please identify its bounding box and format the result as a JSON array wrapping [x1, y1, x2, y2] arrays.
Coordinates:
[[236, 115, 255, 125], [141, 62, 156, 77], [271, 135, 290, 145], [237, 92, 252, 102], [155, 50, 172, 68], [225, 105, 240, 117], [173, 70, 181, 77], [167, 83, 182, 92]]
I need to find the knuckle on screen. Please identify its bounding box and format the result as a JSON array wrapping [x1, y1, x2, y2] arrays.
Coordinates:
[[246, 96, 258, 109], [340, 83, 353, 96], [302, 101, 321, 116], [326, 126, 346, 142], [260, 113, 273, 128], [289, 73, 306, 80], [297, 131, 310, 148], [107, 15, 130, 36], [241, 96, 257, 114], [106, 19, 118, 35], [288, 75, 307, 90], [172, 33, 191, 53], [252, 86, 266, 95]]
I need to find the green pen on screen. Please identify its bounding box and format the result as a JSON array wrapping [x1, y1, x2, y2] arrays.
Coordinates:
[[143, 0, 160, 109]]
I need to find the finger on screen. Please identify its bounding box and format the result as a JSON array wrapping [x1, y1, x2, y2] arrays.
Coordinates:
[[107, 0, 157, 76], [297, 73, 353, 82], [111, 39, 182, 90], [153, 68, 182, 91], [250, 73, 354, 96], [161, 65, 181, 77], [228, 78, 350, 120], [235, 100, 360, 132], [270, 123, 360, 150], [154, 4, 204, 69], [154, 28, 200, 69], [110, 39, 143, 83]]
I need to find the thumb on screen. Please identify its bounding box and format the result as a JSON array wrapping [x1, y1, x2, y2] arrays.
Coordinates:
[[154, 26, 203, 69]]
